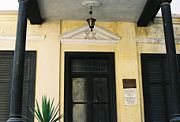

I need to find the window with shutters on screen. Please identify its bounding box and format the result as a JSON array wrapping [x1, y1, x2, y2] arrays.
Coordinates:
[[0, 51, 36, 122], [141, 54, 177, 122], [64, 52, 117, 122]]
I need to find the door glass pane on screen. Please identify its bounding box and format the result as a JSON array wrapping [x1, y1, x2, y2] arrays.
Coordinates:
[[93, 78, 108, 103], [71, 59, 108, 73], [93, 104, 109, 122], [73, 104, 88, 122], [73, 78, 88, 102]]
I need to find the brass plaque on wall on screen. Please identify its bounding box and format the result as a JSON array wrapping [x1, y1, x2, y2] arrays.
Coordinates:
[[123, 79, 136, 89]]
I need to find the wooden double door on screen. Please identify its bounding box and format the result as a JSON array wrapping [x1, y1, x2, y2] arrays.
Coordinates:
[[64, 52, 117, 122]]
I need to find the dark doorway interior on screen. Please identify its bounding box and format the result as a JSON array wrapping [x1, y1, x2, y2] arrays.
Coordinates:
[[64, 52, 117, 122]]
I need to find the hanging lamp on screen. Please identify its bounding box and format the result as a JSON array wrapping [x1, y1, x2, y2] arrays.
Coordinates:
[[81, 0, 102, 39]]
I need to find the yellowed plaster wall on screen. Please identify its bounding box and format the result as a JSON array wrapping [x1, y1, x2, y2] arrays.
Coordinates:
[[0, 16, 143, 122], [2, 14, 180, 122], [0, 15, 60, 114], [61, 18, 180, 122]]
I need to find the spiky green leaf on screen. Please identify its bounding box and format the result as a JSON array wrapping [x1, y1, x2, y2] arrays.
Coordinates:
[[30, 96, 62, 122]]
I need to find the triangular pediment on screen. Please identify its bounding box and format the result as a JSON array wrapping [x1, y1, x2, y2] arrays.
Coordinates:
[[61, 25, 120, 44]]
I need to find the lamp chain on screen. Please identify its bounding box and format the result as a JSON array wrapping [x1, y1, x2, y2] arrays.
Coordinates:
[[85, 6, 96, 39], [89, 6, 93, 18]]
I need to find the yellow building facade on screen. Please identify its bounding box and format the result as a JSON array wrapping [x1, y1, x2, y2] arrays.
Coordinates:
[[0, 14, 180, 122]]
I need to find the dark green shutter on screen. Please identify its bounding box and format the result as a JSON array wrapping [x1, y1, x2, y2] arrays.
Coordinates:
[[141, 54, 174, 122], [0, 51, 36, 122]]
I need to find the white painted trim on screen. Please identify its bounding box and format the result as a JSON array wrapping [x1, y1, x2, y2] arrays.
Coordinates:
[[61, 25, 120, 44], [156, 13, 180, 18], [62, 25, 120, 40], [94, 25, 120, 40], [137, 37, 180, 44], [0, 35, 45, 41], [0, 10, 18, 15], [61, 39, 119, 44], [154, 16, 180, 25], [62, 26, 88, 39]]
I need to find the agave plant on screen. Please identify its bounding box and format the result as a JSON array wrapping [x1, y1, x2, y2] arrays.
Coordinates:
[[31, 96, 62, 122]]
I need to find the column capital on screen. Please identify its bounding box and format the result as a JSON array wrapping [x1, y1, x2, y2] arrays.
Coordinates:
[[18, 0, 28, 3], [158, 0, 172, 4]]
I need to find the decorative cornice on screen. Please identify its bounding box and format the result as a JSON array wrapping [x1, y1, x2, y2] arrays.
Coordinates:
[[0, 35, 45, 41], [0, 11, 18, 15], [154, 16, 180, 25], [137, 18, 180, 44], [61, 39, 119, 44], [61, 25, 120, 44], [137, 35, 180, 44]]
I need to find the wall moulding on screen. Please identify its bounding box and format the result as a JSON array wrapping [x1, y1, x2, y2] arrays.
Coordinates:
[[137, 36, 180, 44], [0, 35, 46, 41], [60, 25, 121, 44], [137, 17, 180, 44], [153, 16, 180, 25]]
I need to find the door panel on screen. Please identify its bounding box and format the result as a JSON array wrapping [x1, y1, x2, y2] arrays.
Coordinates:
[[93, 104, 109, 122], [93, 78, 108, 103]]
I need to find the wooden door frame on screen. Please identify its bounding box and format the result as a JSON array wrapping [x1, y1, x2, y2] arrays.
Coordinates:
[[64, 52, 117, 122]]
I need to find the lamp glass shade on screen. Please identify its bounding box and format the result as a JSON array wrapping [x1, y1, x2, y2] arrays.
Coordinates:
[[87, 18, 96, 31]]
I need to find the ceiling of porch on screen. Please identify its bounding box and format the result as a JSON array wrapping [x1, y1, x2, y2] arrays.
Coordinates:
[[37, 0, 147, 22]]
